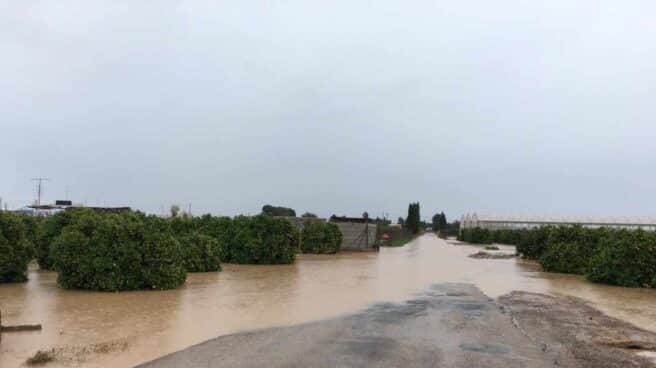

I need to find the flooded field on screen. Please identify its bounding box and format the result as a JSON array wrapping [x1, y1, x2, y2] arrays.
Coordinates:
[[2, 234, 656, 367]]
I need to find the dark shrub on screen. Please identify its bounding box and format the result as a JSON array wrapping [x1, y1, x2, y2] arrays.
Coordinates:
[[0, 212, 33, 283], [220, 215, 298, 264], [36, 210, 76, 270], [178, 232, 222, 272], [587, 229, 656, 287], [460, 227, 493, 244], [516, 227, 551, 259], [539, 242, 590, 274], [169, 215, 198, 235], [51, 210, 187, 291], [193, 215, 235, 263], [492, 229, 522, 245], [19, 214, 40, 258], [300, 221, 343, 254], [539, 226, 609, 274]]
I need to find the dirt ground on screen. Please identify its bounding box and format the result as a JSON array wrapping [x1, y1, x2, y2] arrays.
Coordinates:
[[137, 283, 656, 368], [499, 291, 656, 368]]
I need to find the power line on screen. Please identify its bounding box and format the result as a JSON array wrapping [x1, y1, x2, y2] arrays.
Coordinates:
[[31, 177, 49, 206]]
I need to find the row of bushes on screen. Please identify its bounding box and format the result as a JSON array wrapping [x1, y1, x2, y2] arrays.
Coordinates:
[[52, 210, 188, 291], [458, 227, 493, 244], [460, 225, 656, 288], [3, 209, 345, 291], [48, 212, 300, 290]]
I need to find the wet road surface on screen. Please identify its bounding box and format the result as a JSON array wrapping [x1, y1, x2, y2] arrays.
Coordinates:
[[139, 283, 656, 368]]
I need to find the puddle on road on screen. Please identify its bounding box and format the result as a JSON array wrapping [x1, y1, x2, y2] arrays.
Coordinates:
[[2, 234, 656, 367]]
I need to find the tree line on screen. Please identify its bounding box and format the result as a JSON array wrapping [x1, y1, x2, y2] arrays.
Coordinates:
[[459, 225, 656, 288], [0, 208, 346, 291]]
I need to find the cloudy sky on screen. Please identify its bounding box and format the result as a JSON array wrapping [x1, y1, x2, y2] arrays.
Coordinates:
[[2, 1, 655, 220]]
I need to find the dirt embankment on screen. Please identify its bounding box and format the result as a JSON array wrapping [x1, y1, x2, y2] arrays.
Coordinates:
[[138, 284, 656, 368], [499, 291, 656, 368]]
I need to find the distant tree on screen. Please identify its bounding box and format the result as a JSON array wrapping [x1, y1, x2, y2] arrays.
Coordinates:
[[262, 205, 296, 217], [432, 212, 449, 232], [406, 202, 421, 234], [432, 213, 440, 231], [170, 204, 180, 218], [301, 212, 318, 218], [362, 212, 369, 220], [397, 217, 405, 226]]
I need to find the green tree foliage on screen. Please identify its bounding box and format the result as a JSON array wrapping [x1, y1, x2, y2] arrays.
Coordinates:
[[515, 227, 550, 259], [36, 210, 76, 270], [177, 232, 222, 272], [219, 215, 298, 264], [195, 214, 234, 262], [460, 227, 493, 244], [0, 212, 33, 283], [539, 225, 608, 274], [405, 202, 421, 234], [19, 214, 40, 257], [539, 242, 591, 274], [169, 215, 199, 235], [491, 229, 522, 245], [465, 225, 656, 288], [300, 221, 343, 254], [168, 215, 221, 272], [51, 210, 187, 291], [262, 205, 296, 217], [588, 229, 656, 287], [397, 217, 405, 226]]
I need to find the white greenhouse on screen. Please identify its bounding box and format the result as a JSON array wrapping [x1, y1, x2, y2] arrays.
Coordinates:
[[460, 213, 656, 232]]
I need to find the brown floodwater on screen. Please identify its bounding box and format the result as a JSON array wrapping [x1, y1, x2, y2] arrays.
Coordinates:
[[2, 234, 656, 367]]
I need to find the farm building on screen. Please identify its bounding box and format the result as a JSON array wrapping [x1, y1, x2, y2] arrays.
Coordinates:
[[329, 216, 379, 252]]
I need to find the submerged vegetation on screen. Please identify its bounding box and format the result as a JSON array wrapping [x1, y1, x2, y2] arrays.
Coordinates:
[[25, 349, 55, 366], [36, 210, 75, 270], [177, 232, 222, 273], [0, 207, 309, 290], [459, 225, 656, 288], [217, 215, 298, 264], [0, 211, 34, 283], [51, 210, 187, 291], [8, 203, 656, 291]]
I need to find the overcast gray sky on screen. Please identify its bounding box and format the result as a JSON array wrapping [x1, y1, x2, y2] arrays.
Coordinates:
[[2, 1, 655, 220]]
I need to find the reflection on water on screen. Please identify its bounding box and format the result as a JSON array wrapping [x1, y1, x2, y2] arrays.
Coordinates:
[[2, 234, 656, 367]]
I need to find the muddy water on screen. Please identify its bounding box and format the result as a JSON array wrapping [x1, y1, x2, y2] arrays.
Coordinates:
[[2, 234, 656, 367]]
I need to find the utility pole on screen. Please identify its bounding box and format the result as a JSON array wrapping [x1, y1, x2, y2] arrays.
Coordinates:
[[31, 178, 49, 206]]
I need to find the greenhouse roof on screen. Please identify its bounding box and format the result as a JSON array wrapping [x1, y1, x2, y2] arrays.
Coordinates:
[[461, 213, 656, 226]]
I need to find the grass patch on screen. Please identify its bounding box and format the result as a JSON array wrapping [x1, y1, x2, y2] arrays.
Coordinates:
[[385, 237, 414, 247]]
